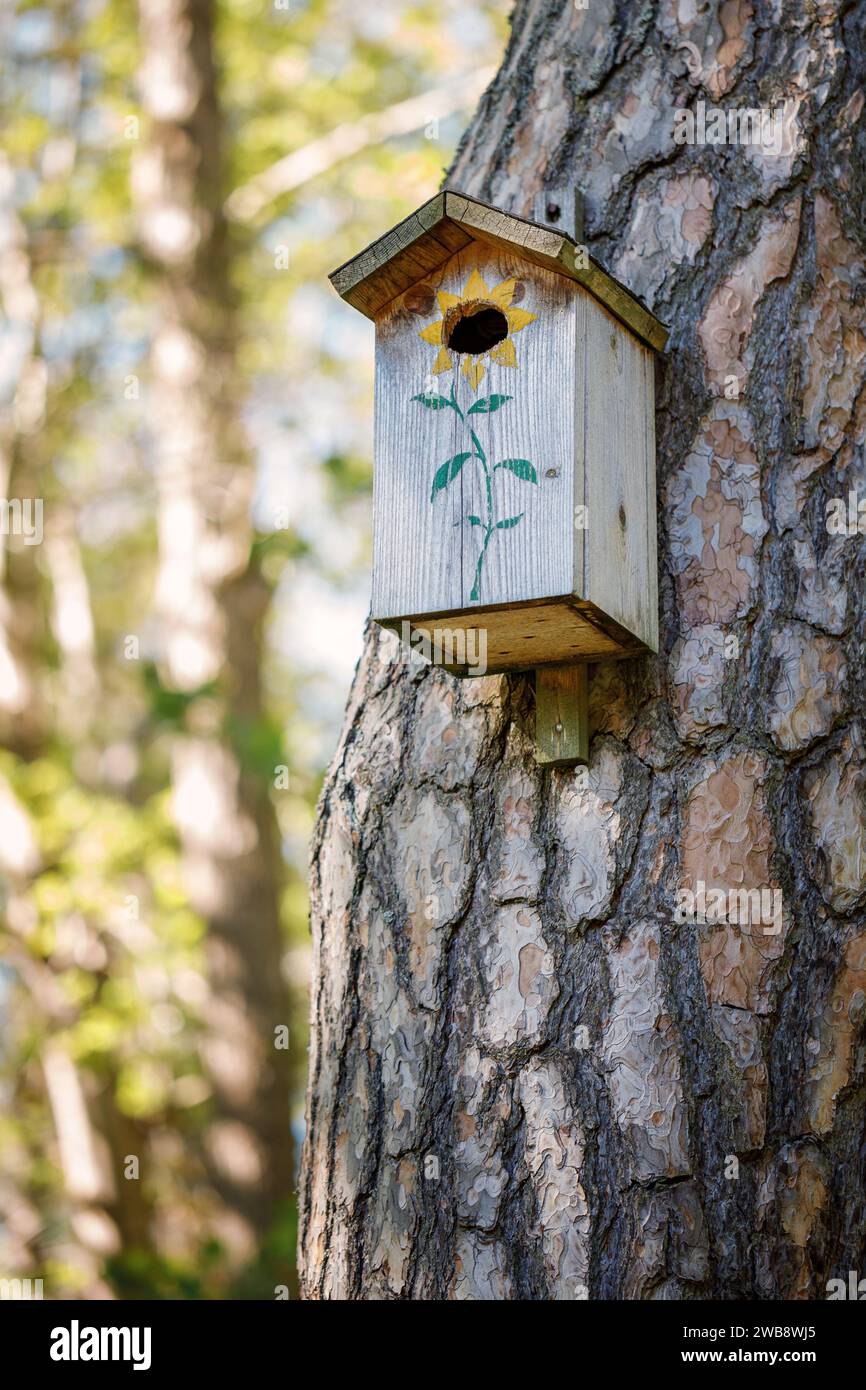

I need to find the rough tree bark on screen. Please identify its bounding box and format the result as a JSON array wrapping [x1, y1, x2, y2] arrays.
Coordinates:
[[300, 0, 866, 1299]]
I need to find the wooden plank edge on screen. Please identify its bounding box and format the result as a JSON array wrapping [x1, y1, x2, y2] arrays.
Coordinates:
[[535, 664, 589, 767]]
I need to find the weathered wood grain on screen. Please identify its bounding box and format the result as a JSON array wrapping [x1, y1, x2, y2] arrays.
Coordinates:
[[583, 294, 658, 651], [372, 258, 466, 617], [532, 187, 586, 244], [381, 598, 626, 674], [535, 663, 589, 765], [372, 237, 657, 661], [372, 242, 576, 622], [573, 286, 588, 602]]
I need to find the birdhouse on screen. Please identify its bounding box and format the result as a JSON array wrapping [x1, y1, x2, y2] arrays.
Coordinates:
[[330, 190, 667, 763]]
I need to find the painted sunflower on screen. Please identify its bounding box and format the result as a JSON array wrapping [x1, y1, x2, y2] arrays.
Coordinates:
[[418, 268, 537, 390]]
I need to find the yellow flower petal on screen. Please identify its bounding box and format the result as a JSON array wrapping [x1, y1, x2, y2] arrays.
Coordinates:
[[433, 347, 453, 374], [488, 338, 517, 368], [437, 291, 463, 313], [419, 320, 444, 345], [505, 306, 537, 333], [462, 356, 485, 389], [489, 278, 517, 310], [462, 269, 489, 302]]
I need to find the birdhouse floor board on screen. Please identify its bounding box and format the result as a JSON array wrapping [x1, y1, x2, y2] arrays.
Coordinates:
[[378, 597, 644, 676]]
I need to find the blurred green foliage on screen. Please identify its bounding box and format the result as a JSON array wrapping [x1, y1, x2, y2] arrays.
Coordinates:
[[0, 0, 507, 1299]]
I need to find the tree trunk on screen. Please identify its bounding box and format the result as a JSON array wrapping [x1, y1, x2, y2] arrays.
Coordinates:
[[0, 150, 47, 758], [135, 0, 292, 1254], [300, 0, 866, 1299]]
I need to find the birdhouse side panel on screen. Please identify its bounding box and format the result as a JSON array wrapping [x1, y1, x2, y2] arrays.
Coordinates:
[[579, 294, 658, 652], [371, 243, 576, 623]]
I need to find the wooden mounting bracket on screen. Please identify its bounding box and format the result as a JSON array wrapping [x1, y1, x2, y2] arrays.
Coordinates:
[[531, 187, 589, 769], [531, 186, 585, 243], [535, 664, 588, 767]]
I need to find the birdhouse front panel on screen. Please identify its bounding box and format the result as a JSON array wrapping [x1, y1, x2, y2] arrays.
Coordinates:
[[373, 242, 576, 621], [329, 191, 666, 675]]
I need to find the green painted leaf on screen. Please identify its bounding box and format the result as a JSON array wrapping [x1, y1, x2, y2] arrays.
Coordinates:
[[466, 515, 482, 526], [494, 458, 537, 483], [495, 513, 525, 529], [467, 394, 512, 415], [411, 392, 457, 411], [430, 452, 472, 501]]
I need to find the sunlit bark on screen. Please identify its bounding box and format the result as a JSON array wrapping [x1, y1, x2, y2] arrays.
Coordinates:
[[301, 0, 866, 1299]]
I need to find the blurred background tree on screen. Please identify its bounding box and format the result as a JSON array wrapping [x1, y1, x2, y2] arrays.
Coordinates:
[[0, 0, 507, 1298]]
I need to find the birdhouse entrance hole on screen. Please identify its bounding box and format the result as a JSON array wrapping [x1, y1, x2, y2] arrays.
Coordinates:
[[443, 301, 508, 356]]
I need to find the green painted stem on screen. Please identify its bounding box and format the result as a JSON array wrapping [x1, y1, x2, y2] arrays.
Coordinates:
[[468, 427, 494, 602], [470, 525, 494, 602]]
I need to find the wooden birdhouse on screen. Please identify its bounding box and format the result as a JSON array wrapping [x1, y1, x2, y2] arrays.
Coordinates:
[[330, 190, 667, 764]]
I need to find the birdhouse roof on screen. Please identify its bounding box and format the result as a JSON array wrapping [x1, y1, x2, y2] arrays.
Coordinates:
[[329, 190, 668, 353]]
